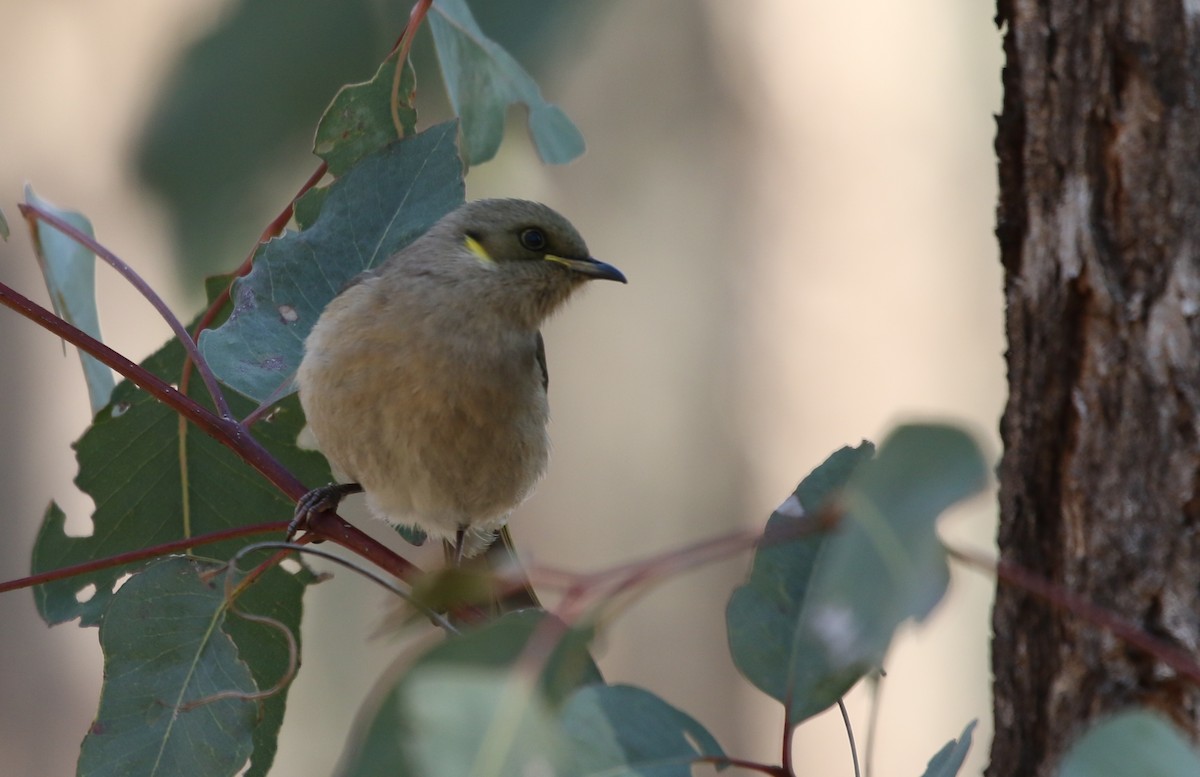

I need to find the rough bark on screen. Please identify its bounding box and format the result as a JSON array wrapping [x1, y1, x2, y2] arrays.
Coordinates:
[[992, 2, 1200, 775]]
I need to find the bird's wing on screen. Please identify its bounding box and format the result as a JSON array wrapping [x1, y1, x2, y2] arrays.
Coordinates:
[[536, 331, 549, 393]]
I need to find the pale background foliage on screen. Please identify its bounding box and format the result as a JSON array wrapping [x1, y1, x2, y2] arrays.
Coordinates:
[[0, 2, 1002, 775]]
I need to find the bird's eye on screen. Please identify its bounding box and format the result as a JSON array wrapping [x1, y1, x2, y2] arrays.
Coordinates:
[[519, 228, 547, 252]]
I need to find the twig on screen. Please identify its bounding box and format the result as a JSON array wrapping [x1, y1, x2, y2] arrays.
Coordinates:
[[548, 510, 833, 627], [19, 203, 233, 421], [947, 543, 1200, 686], [223, 541, 457, 633], [838, 698, 861, 777]]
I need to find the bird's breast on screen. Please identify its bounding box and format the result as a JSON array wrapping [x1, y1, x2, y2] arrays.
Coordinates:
[[296, 294, 549, 533]]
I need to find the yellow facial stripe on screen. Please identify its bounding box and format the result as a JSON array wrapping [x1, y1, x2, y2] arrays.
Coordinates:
[[464, 235, 495, 264], [544, 254, 569, 268]]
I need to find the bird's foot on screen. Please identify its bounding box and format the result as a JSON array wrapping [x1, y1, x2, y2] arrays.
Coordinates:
[[288, 482, 364, 541]]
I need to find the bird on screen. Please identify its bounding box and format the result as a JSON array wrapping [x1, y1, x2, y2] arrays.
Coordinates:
[[290, 198, 626, 588]]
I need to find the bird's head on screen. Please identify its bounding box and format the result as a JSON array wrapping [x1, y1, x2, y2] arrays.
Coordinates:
[[427, 199, 627, 327]]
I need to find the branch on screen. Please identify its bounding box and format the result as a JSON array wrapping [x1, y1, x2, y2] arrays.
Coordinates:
[[0, 280, 421, 585]]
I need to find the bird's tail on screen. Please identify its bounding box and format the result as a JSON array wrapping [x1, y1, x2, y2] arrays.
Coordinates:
[[442, 525, 541, 615]]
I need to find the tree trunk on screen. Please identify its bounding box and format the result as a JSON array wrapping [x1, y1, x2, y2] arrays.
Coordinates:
[[992, 2, 1200, 775]]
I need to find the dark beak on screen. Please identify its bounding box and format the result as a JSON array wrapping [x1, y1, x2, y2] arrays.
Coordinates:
[[548, 255, 628, 283]]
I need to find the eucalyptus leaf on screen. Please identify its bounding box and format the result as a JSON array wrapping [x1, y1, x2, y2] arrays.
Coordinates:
[[727, 425, 987, 726], [795, 424, 987, 723], [726, 443, 874, 723], [78, 556, 257, 777], [24, 186, 114, 414], [314, 49, 418, 176], [429, 0, 585, 166], [562, 684, 725, 777]]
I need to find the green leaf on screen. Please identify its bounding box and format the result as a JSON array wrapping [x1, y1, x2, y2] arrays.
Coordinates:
[[727, 425, 988, 726], [340, 610, 601, 776], [24, 186, 115, 414], [1058, 710, 1200, 777], [793, 424, 986, 722], [920, 720, 976, 777], [314, 49, 417, 175], [0, 206, 9, 240], [429, 0, 586, 166], [78, 556, 257, 777], [198, 121, 465, 402], [726, 443, 874, 724], [561, 684, 725, 777]]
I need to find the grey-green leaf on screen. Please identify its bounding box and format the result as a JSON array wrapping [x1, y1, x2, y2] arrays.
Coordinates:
[[78, 556, 257, 777], [429, 0, 585, 166], [726, 443, 875, 724], [1058, 710, 1200, 777], [727, 425, 988, 727], [794, 425, 987, 719], [562, 684, 725, 777], [0, 206, 9, 240], [401, 667, 568, 777], [198, 121, 465, 402], [920, 720, 977, 777], [24, 186, 115, 414]]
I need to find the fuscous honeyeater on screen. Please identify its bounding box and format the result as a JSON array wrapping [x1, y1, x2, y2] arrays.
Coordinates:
[[292, 198, 626, 568]]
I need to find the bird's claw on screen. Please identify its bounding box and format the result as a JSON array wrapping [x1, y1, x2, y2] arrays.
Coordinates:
[[288, 482, 364, 541]]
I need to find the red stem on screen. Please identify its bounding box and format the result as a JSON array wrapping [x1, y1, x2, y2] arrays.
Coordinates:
[[0, 521, 289, 595], [396, 0, 433, 62]]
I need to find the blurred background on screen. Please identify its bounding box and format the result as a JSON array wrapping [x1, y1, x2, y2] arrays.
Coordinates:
[[0, 1, 1003, 775]]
